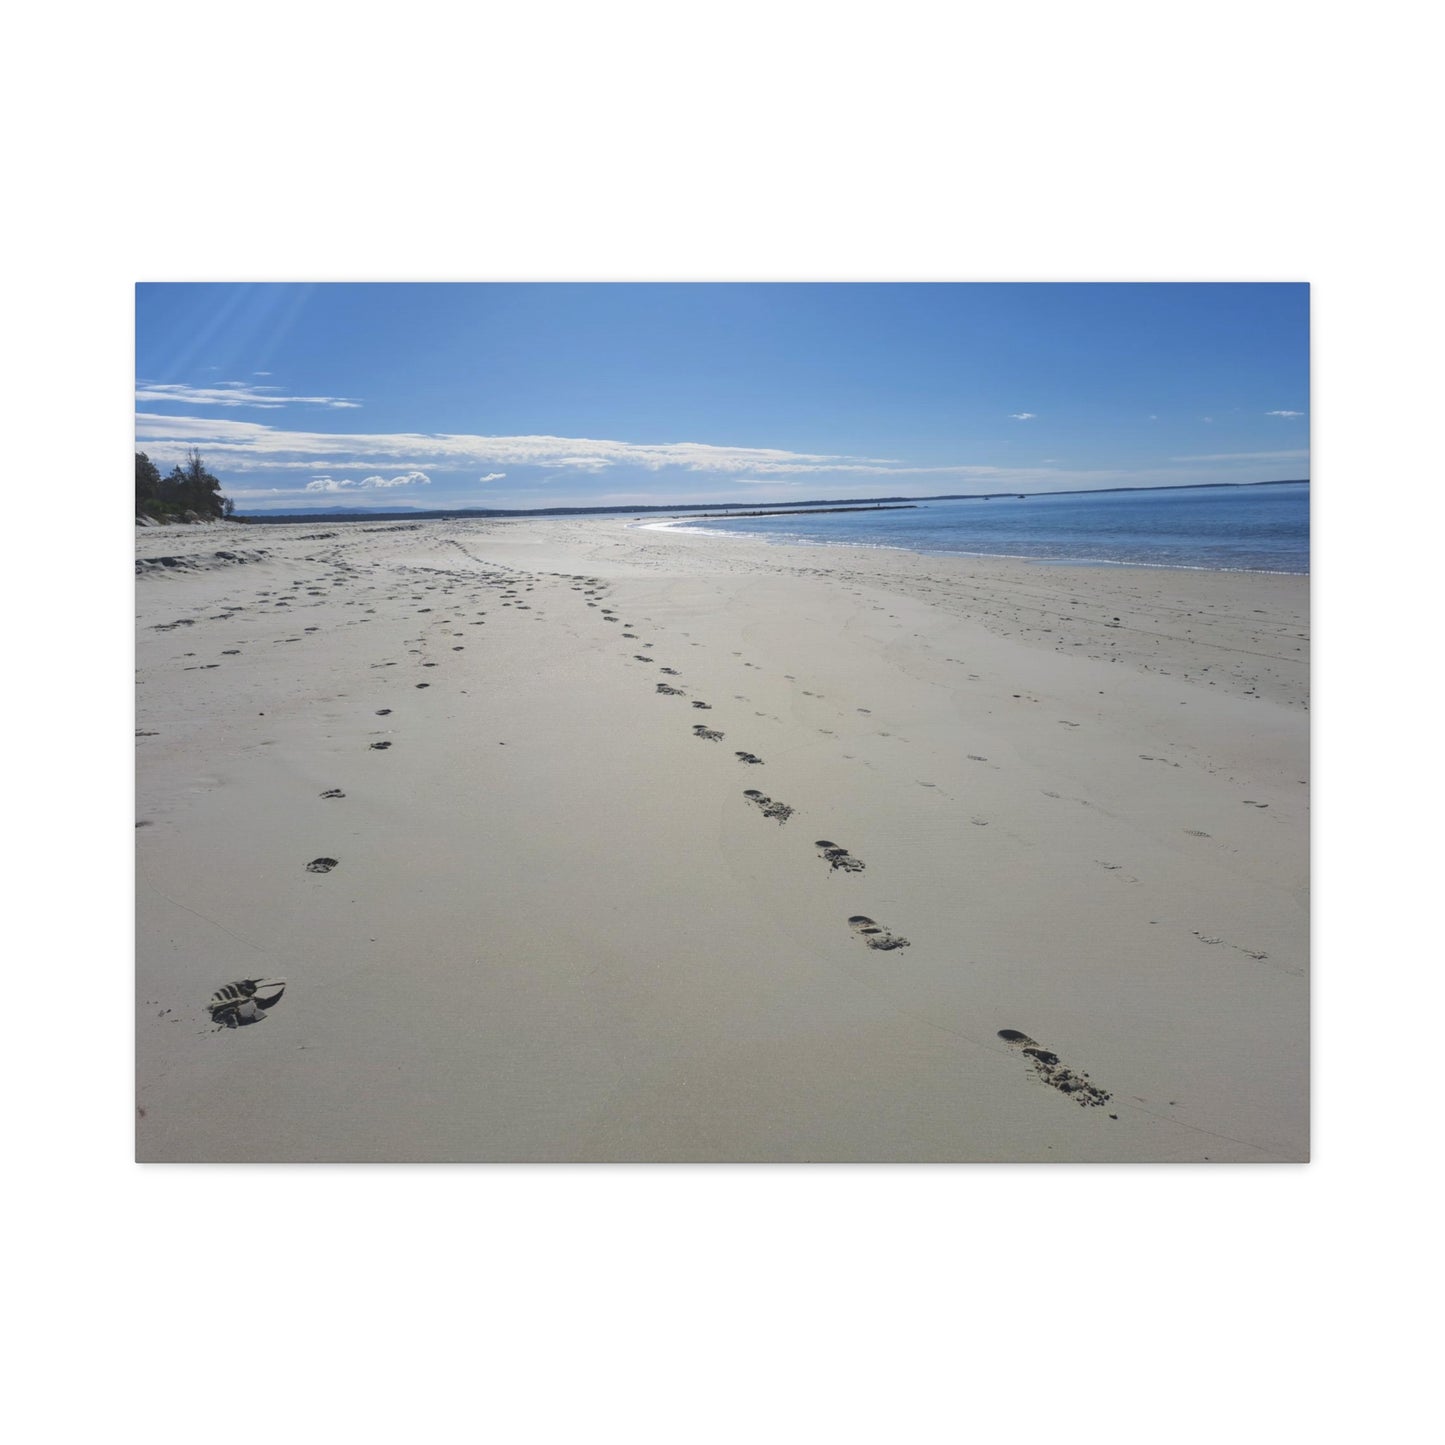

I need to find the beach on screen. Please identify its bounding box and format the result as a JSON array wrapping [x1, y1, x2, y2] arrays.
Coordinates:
[[136, 516, 1308, 1162]]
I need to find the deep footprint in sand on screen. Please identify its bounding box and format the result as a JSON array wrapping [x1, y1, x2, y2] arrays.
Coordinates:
[[693, 725, 724, 741], [743, 789, 794, 823], [656, 683, 685, 696], [734, 751, 764, 765], [997, 1029, 1112, 1109], [816, 840, 865, 873], [208, 978, 286, 1029], [848, 914, 909, 950], [691, 700, 712, 710], [320, 789, 345, 799], [305, 857, 339, 873], [370, 740, 392, 750]]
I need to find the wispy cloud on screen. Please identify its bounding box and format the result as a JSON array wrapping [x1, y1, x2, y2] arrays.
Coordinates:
[[1009, 412, 1037, 421], [135, 381, 361, 410], [1265, 409, 1305, 418], [306, 471, 431, 493], [133, 413, 1135, 482], [133, 414, 905, 475], [135, 411, 1308, 513], [1168, 449, 1309, 462]]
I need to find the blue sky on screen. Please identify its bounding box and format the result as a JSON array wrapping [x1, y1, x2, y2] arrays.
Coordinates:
[[135, 283, 1308, 512]]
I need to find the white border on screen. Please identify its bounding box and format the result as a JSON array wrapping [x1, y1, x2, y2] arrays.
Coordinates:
[[7, 2, 1437, 1439]]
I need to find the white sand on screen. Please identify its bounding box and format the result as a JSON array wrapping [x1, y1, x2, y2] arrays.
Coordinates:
[[136, 516, 1308, 1161]]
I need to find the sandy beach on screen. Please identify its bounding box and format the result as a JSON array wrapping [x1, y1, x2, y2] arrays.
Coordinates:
[[135, 516, 1308, 1161]]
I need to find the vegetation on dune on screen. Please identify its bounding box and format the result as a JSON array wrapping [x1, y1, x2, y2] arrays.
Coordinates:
[[136, 449, 235, 522]]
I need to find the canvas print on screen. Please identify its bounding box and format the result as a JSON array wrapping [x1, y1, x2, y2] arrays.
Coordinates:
[[135, 282, 1309, 1161]]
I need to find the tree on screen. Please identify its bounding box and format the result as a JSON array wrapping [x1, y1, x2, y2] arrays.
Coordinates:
[[137, 448, 233, 522], [161, 448, 226, 519], [135, 451, 162, 509]]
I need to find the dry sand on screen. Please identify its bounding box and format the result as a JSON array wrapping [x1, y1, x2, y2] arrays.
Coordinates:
[[135, 515, 1308, 1161]]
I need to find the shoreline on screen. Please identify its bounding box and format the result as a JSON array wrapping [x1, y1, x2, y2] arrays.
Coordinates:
[[137, 515, 1308, 1161], [636, 515, 1310, 576]]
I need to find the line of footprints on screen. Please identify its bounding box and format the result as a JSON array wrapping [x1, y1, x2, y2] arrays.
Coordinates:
[[213, 557, 535, 1030], [581, 573, 1114, 1114], [282, 560, 1110, 1111]]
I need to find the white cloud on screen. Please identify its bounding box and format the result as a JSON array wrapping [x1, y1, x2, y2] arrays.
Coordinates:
[[253, 371, 272, 376], [132, 414, 905, 475], [135, 381, 361, 410], [134, 413, 1124, 482], [1266, 409, 1305, 417], [479, 472, 506, 483], [1009, 412, 1037, 421], [1202, 416, 1214, 423], [306, 471, 431, 493]]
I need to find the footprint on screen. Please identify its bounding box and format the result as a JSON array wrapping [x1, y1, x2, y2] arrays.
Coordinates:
[[847, 915, 909, 950], [208, 978, 286, 1029], [743, 789, 794, 824], [320, 789, 345, 799], [734, 751, 764, 765], [815, 840, 865, 873], [375, 708, 392, 716], [305, 857, 338, 873], [997, 1029, 1112, 1108], [656, 683, 685, 696], [691, 700, 712, 710], [692, 725, 724, 741], [370, 741, 392, 750], [1183, 829, 1210, 837]]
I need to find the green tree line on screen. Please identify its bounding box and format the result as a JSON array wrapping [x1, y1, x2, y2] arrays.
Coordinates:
[[136, 449, 235, 521]]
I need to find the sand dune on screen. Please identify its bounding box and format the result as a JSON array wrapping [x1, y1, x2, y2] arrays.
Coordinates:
[[135, 516, 1307, 1161]]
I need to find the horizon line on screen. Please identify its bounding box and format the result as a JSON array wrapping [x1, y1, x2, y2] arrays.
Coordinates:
[[231, 477, 1310, 520]]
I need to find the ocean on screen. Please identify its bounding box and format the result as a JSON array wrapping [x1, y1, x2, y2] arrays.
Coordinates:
[[645, 481, 1309, 574]]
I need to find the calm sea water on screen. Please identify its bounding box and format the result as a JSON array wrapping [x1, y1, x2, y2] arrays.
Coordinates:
[[648, 482, 1309, 574]]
